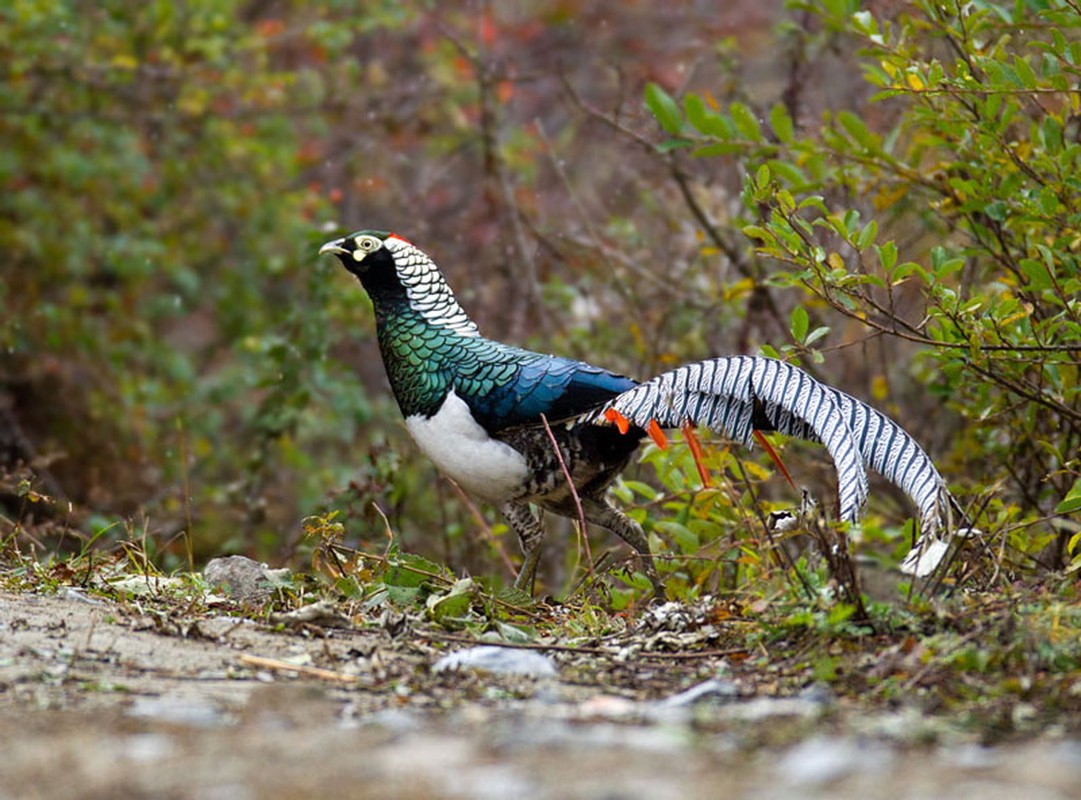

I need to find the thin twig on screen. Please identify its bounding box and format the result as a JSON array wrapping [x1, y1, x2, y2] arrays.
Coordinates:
[[175, 417, 195, 573], [446, 478, 518, 577], [418, 629, 748, 661], [238, 653, 359, 683], [539, 413, 595, 587]]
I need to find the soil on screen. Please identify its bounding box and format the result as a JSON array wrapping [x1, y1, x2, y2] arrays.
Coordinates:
[[2, 588, 1079, 800]]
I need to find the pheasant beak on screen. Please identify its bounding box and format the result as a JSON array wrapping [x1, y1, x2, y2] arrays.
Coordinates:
[[319, 239, 349, 256]]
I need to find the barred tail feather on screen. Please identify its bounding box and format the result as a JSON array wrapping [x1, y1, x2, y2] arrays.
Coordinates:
[[593, 356, 870, 524], [593, 356, 956, 553], [823, 387, 948, 536], [822, 386, 961, 576]]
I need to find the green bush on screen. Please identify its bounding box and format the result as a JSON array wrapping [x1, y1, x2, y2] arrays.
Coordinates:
[[642, 0, 1080, 576], [0, 2, 374, 562]]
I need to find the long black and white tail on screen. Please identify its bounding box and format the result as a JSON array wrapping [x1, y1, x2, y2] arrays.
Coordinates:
[[591, 356, 956, 573]]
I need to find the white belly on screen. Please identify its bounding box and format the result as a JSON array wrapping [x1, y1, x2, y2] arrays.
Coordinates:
[[404, 390, 530, 501]]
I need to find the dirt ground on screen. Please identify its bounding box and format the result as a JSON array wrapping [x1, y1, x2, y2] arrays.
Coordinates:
[[2, 588, 1080, 800]]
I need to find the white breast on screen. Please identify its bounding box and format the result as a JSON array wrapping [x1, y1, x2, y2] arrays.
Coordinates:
[[404, 390, 530, 501]]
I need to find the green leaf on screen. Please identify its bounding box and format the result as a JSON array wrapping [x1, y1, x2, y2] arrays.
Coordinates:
[[385, 552, 443, 588], [1056, 479, 1081, 514], [741, 225, 772, 242], [655, 519, 699, 554], [1013, 55, 1037, 89], [645, 82, 684, 134], [1042, 115, 1064, 155], [876, 241, 898, 272], [755, 163, 771, 189], [769, 103, 794, 143], [982, 57, 1024, 87], [804, 325, 830, 346], [790, 306, 809, 342], [930, 247, 965, 278], [843, 208, 861, 236], [493, 621, 535, 642], [1039, 185, 1060, 216], [426, 577, 475, 622], [798, 195, 829, 214], [729, 101, 762, 141], [837, 110, 874, 150], [384, 585, 421, 604], [685, 93, 728, 137], [766, 159, 808, 187], [1020, 258, 1054, 291], [623, 480, 659, 501], [856, 219, 878, 250]]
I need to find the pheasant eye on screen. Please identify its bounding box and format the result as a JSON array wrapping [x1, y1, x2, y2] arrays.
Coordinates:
[[352, 236, 380, 259]]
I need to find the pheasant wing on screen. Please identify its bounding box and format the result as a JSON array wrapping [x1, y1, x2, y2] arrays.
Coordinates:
[[456, 341, 638, 433]]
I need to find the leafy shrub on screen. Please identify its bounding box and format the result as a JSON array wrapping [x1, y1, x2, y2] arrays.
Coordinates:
[[641, 0, 1080, 580]]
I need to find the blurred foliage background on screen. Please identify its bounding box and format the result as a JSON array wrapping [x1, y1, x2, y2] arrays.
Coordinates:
[[1, 0, 1078, 593]]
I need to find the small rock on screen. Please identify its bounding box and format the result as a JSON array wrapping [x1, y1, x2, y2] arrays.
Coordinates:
[[62, 587, 104, 606], [657, 678, 739, 708], [204, 555, 291, 602], [433, 645, 557, 678]]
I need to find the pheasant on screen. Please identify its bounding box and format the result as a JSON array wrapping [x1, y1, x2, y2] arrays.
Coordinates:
[[319, 230, 959, 596]]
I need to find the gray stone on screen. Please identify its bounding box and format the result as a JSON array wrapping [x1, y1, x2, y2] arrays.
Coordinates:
[[204, 555, 291, 602], [433, 646, 558, 678]]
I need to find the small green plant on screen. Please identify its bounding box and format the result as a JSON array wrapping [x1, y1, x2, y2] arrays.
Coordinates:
[[301, 509, 541, 632]]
